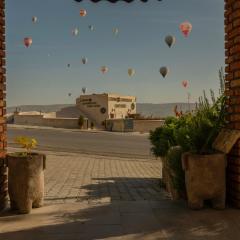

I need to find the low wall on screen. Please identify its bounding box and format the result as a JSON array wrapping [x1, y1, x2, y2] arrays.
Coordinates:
[[14, 114, 88, 129], [43, 118, 80, 129], [133, 120, 165, 133], [106, 119, 125, 132], [106, 119, 164, 133], [14, 115, 44, 126]]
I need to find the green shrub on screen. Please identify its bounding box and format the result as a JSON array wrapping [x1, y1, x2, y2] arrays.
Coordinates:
[[149, 70, 226, 199], [175, 94, 226, 154], [149, 117, 178, 157]]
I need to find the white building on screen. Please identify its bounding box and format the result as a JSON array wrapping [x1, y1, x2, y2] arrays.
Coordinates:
[[76, 93, 137, 128]]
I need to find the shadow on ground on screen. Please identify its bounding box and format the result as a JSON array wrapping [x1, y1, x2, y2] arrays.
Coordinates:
[[76, 177, 170, 202], [1, 177, 240, 239]]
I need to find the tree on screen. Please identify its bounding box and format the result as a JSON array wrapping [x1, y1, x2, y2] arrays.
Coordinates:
[[78, 116, 84, 129]]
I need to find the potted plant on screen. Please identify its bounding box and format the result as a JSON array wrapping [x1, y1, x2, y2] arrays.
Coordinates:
[[149, 117, 186, 199], [176, 93, 227, 209], [6, 136, 46, 214]]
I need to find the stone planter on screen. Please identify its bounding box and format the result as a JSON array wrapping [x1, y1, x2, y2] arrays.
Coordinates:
[[6, 153, 46, 214], [182, 152, 226, 210], [161, 155, 181, 200]]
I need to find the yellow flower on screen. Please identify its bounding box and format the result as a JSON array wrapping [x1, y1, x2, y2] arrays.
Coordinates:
[[15, 136, 38, 153]]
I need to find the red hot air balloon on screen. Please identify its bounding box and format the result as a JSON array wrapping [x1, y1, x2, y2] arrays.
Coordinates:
[[24, 37, 32, 48], [179, 21, 192, 37], [80, 9, 87, 17], [182, 80, 189, 88]]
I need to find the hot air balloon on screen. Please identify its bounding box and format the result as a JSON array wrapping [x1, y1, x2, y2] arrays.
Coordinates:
[[128, 68, 135, 77], [82, 87, 87, 94], [159, 67, 169, 78], [165, 35, 176, 48], [24, 37, 32, 48], [68, 93, 72, 97], [32, 16, 37, 23], [72, 28, 79, 36], [113, 28, 119, 36], [179, 21, 192, 37], [80, 9, 87, 17], [101, 66, 108, 74], [88, 25, 94, 31], [82, 57, 88, 64], [67, 63, 71, 68], [182, 80, 189, 88]]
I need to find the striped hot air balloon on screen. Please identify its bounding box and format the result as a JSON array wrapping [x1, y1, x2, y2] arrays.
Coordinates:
[[80, 9, 87, 17], [24, 37, 32, 48], [101, 66, 109, 74], [182, 80, 189, 88], [179, 21, 192, 37]]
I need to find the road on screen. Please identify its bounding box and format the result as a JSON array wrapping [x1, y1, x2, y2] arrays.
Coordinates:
[[7, 126, 153, 158]]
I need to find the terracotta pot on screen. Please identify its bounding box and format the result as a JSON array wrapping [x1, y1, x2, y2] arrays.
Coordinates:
[[182, 152, 227, 210], [7, 153, 46, 214]]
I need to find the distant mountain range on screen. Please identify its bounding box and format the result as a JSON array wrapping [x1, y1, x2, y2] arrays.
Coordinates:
[[7, 103, 196, 118], [7, 104, 73, 114], [137, 103, 196, 117]]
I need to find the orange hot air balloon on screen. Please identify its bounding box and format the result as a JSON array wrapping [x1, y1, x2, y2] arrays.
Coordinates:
[[179, 21, 192, 37], [101, 66, 108, 74], [80, 9, 87, 17], [24, 37, 32, 48], [182, 80, 189, 88]]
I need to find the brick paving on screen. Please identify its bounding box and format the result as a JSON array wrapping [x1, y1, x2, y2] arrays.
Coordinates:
[[44, 152, 169, 205], [2, 151, 240, 239]]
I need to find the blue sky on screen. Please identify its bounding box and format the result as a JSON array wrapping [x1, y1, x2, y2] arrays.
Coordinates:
[[6, 0, 224, 106]]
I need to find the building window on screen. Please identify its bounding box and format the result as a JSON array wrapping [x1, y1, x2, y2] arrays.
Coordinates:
[[100, 107, 106, 114], [131, 103, 135, 110]]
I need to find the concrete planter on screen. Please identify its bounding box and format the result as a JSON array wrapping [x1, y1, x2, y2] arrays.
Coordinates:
[[7, 153, 46, 214], [161, 155, 180, 200], [182, 152, 226, 210]]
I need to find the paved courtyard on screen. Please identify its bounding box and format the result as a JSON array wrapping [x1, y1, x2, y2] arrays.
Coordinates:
[[1, 151, 240, 240], [44, 151, 165, 204]]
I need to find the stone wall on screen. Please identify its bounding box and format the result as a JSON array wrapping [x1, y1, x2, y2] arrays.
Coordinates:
[[14, 114, 88, 129], [133, 120, 165, 133], [0, 0, 7, 211], [106, 118, 164, 133], [225, 0, 240, 207]]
